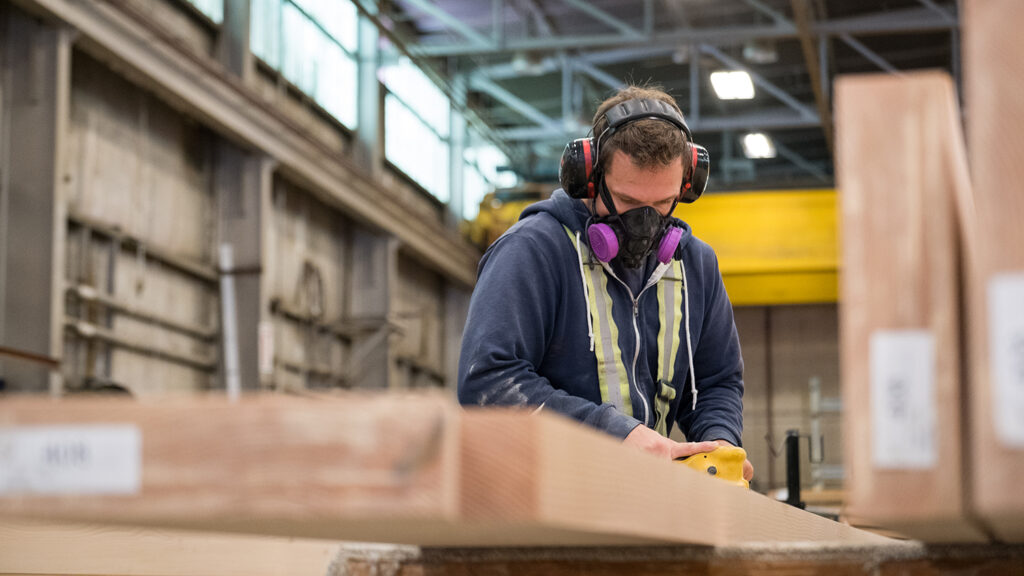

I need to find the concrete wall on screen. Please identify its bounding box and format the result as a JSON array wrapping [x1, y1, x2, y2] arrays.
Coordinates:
[[394, 252, 445, 387], [62, 52, 218, 397], [265, 176, 350, 391], [734, 304, 843, 493]]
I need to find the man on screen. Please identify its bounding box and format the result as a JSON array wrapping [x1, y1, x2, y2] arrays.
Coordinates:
[[458, 85, 751, 481]]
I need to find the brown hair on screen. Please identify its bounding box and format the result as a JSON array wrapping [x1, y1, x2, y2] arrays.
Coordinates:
[[592, 85, 687, 174]]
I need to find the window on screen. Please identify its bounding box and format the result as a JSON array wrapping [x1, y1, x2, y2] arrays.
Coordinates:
[[251, 0, 358, 128], [382, 57, 452, 202], [184, 0, 223, 23], [463, 138, 517, 220]]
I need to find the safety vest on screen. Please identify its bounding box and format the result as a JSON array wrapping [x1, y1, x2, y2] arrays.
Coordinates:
[[563, 226, 688, 437]]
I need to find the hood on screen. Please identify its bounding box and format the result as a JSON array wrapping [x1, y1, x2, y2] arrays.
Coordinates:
[[520, 189, 695, 257]]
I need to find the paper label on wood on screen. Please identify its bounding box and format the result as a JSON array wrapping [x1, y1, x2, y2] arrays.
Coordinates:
[[870, 331, 937, 469], [0, 426, 141, 495], [988, 274, 1024, 447]]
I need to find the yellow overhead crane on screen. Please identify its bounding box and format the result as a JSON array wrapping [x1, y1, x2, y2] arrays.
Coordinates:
[[466, 187, 838, 307]]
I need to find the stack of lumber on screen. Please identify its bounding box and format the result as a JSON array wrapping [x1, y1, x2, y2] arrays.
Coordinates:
[[0, 393, 883, 548], [962, 0, 1024, 543], [3, 519, 1022, 576], [837, 0, 1024, 542], [835, 70, 980, 542]]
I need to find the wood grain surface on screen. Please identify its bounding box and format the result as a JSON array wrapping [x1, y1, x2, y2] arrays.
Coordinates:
[[963, 0, 1024, 543], [0, 393, 886, 550], [0, 519, 344, 576]]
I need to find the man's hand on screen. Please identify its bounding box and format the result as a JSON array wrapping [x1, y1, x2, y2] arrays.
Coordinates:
[[623, 424, 719, 461], [623, 426, 755, 483], [712, 439, 754, 482]]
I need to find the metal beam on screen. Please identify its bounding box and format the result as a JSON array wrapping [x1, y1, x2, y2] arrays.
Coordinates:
[[562, 0, 642, 38], [402, 0, 493, 47], [743, 0, 789, 25], [218, 0, 251, 79], [216, 141, 264, 393], [415, 24, 795, 56], [477, 46, 679, 80], [356, 3, 382, 177], [560, 55, 573, 124], [917, 0, 957, 25], [492, 0, 504, 47], [574, 60, 624, 92], [448, 75, 467, 223], [497, 110, 821, 141], [812, 6, 956, 35], [699, 44, 818, 119], [0, 6, 71, 393], [411, 7, 953, 56], [469, 75, 560, 129], [521, 0, 554, 36], [775, 141, 830, 183], [689, 44, 700, 123], [839, 33, 902, 74]]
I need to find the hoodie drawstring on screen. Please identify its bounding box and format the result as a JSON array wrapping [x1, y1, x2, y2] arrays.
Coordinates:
[[576, 231, 595, 352], [681, 257, 697, 410]]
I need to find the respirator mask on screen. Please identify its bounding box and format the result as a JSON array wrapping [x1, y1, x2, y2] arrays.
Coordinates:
[[586, 179, 683, 269]]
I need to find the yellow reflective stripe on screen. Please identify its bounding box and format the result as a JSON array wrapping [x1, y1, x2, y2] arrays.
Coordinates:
[[654, 381, 677, 436], [669, 259, 683, 383], [562, 226, 632, 416], [588, 264, 630, 415], [654, 259, 685, 436]]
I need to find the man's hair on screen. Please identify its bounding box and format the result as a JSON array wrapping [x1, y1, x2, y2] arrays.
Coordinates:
[[592, 84, 687, 173]]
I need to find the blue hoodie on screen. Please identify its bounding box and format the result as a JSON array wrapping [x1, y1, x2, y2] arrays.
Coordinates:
[[458, 189, 744, 445]]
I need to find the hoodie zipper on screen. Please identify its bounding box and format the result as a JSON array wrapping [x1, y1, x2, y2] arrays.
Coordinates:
[[601, 262, 670, 427]]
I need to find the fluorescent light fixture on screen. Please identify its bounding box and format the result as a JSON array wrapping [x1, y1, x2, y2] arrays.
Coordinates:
[[742, 132, 777, 159], [710, 70, 755, 100]]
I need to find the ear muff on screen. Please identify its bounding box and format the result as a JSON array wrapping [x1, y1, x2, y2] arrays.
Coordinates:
[[559, 138, 597, 199], [681, 144, 710, 204], [565, 98, 711, 204]]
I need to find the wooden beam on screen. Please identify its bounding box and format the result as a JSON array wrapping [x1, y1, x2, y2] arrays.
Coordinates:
[[4, 521, 1023, 576], [963, 0, 1024, 543], [0, 394, 885, 547], [790, 0, 833, 153], [0, 520, 344, 576], [835, 71, 984, 542]]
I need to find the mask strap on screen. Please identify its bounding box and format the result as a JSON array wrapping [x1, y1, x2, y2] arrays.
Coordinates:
[[596, 176, 621, 221]]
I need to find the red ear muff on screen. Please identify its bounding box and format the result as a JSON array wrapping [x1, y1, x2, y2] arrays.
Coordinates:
[[681, 144, 710, 203], [559, 137, 597, 199], [564, 98, 711, 202]]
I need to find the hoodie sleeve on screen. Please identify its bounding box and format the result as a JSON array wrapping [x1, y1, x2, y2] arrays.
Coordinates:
[[676, 250, 745, 447], [458, 229, 643, 440]]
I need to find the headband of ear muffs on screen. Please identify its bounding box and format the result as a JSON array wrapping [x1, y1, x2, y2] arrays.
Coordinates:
[[558, 98, 710, 203]]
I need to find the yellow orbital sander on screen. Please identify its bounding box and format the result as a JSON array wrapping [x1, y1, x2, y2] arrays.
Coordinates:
[[676, 446, 750, 489]]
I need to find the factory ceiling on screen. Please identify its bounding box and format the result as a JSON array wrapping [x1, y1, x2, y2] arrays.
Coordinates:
[[368, 0, 958, 190]]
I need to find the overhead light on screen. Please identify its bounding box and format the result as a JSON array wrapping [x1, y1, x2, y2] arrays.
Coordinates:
[[710, 70, 755, 100], [742, 133, 776, 159], [511, 51, 549, 76], [743, 39, 778, 64]]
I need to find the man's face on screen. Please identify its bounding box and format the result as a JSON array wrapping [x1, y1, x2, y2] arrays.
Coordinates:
[[595, 150, 684, 217]]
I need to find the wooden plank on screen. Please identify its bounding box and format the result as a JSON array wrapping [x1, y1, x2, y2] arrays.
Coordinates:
[[963, 0, 1024, 543], [835, 71, 985, 542], [0, 394, 463, 542], [6, 524, 1024, 576], [0, 520, 343, 576], [0, 393, 885, 547]]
